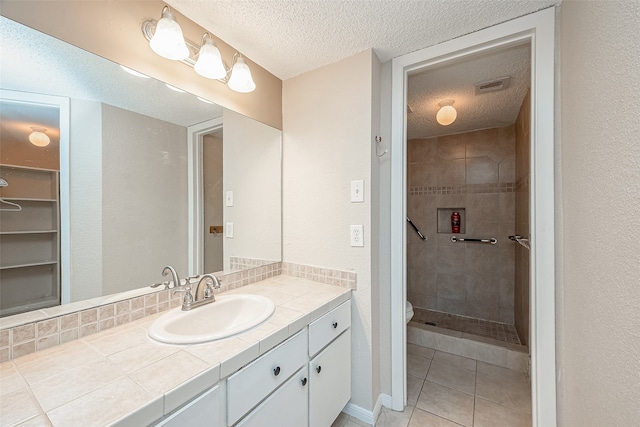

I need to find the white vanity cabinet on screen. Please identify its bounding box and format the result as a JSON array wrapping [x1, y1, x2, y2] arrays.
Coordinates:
[[154, 386, 221, 427], [236, 366, 309, 427], [308, 302, 351, 427]]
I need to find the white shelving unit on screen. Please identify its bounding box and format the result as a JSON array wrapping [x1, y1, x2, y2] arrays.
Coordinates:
[[0, 164, 61, 316]]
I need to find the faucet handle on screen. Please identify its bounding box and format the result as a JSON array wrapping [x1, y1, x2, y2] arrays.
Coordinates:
[[173, 285, 194, 307]]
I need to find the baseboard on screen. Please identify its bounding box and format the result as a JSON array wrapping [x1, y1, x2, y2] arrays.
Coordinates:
[[343, 393, 392, 425]]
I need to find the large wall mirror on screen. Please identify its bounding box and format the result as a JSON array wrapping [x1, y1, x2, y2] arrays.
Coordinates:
[[0, 16, 282, 318]]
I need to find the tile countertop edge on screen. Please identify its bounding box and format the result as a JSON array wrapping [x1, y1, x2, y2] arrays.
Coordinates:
[[5, 279, 352, 427]]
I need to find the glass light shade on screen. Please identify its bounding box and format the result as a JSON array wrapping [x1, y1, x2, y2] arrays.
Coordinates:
[[194, 39, 227, 80], [29, 129, 50, 147], [436, 104, 457, 126], [149, 9, 189, 61], [227, 57, 256, 93]]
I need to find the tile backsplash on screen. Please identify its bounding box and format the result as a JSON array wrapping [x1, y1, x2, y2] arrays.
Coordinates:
[[0, 260, 354, 362]]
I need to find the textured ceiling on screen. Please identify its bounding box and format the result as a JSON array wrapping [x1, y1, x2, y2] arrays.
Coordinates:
[[167, 0, 557, 80], [407, 42, 531, 139]]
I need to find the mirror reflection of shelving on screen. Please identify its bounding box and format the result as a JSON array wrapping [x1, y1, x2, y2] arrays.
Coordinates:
[[0, 164, 61, 317]]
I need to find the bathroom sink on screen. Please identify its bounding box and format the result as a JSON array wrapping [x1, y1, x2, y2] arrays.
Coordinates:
[[148, 294, 275, 345]]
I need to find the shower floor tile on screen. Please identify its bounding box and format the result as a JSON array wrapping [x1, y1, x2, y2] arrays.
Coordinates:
[[412, 308, 521, 345]]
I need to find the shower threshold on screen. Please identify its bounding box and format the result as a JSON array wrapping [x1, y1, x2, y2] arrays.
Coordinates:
[[411, 308, 522, 346]]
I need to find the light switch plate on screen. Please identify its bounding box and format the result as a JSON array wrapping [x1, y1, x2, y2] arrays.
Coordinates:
[[225, 222, 234, 238], [351, 180, 364, 203], [350, 225, 364, 247], [225, 191, 234, 207]]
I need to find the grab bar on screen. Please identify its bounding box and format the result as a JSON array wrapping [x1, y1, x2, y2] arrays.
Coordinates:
[[450, 236, 497, 245], [509, 235, 530, 250], [406, 216, 427, 241]]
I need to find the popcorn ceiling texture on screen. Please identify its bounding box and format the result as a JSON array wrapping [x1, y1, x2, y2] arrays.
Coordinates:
[[168, 0, 557, 80]]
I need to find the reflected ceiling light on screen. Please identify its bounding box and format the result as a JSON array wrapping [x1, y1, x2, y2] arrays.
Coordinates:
[[194, 33, 226, 80], [436, 99, 457, 126], [227, 55, 256, 93], [142, 7, 256, 93], [29, 127, 50, 147], [165, 84, 185, 93], [197, 96, 215, 104], [149, 6, 189, 61], [120, 65, 150, 78]]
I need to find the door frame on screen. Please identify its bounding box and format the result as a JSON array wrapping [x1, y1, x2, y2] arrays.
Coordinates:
[[389, 7, 557, 426], [187, 116, 224, 276]]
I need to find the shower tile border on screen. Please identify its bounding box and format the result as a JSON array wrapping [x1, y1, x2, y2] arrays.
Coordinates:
[[409, 182, 516, 196]]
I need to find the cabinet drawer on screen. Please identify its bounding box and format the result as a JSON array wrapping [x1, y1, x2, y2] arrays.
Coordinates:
[[308, 301, 351, 356], [227, 329, 308, 425], [155, 386, 220, 427], [236, 366, 309, 427]]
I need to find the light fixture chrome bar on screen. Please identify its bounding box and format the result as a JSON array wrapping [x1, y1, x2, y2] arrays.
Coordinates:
[[141, 19, 230, 83], [450, 236, 497, 245]]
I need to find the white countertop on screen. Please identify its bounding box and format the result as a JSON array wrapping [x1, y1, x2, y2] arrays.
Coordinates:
[[0, 276, 351, 427]]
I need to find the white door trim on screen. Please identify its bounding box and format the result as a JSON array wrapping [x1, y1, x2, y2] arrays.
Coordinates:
[[389, 8, 557, 427], [187, 117, 224, 276]]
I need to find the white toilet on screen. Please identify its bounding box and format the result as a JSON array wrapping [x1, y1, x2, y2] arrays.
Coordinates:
[[406, 301, 414, 323]]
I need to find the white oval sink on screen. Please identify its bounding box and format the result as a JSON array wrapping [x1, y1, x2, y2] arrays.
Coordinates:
[[148, 294, 275, 345]]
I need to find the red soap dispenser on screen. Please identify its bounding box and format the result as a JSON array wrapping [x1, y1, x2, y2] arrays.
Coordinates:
[[451, 211, 461, 234]]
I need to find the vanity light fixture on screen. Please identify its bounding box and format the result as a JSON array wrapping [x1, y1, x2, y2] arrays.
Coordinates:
[[29, 127, 50, 147], [436, 99, 457, 126], [194, 33, 226, 80], [142, 6, 256, 93], [227, 55, 256, 93], [149, 6, 189, 61]]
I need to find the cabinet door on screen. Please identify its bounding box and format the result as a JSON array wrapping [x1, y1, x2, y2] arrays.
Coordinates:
[[309, 329, 351, 427], [155, 386, 220, 427], [236, 366, 309, 427]]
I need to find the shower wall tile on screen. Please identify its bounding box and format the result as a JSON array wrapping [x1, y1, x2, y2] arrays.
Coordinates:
[[407, 125, 517, 324], [466, 157, 498, 184]]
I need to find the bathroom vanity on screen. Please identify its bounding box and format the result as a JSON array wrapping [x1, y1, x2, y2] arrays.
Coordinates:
[[0, 277, 352, 427]]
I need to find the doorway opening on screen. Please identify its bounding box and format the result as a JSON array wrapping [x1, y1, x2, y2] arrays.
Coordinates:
[[389, 8, 556, 427]]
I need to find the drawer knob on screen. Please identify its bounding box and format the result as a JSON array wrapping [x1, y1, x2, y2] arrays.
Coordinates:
[[332, 321, 338, 329], [301, 377, 307, 386], [316, 365, 322, 374], [273, 366, 281, 376]]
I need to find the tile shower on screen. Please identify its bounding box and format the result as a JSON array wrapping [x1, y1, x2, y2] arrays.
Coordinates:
[[407, 92, 530, 346]]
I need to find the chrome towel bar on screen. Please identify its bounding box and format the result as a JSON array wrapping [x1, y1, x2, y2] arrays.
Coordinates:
[[450, 236, 497, 245], [509, 235, 530, 250]]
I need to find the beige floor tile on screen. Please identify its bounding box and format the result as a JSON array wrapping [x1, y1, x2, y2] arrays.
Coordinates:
[[477, 361, 527, 381], [408, 407, 462, 427], [474, 397, 532, 427], [426, 360, 476, 394], [433, 350, 477, 371], [476, 372, 532, 414], [331, 412, 349, 427], [407, 374, 425, 406], [407, 343, 436, 359], [46, 377, 153, 427], [29, 358, 125, 411], [416, 381, 474, 427], [407, 353, 432, 379], [129, 350, 209, 396], [376, 405, 414, 427]]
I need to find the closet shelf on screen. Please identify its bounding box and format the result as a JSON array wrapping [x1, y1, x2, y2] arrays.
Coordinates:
[[0, 230, 58, 235], [0, 261, 57, 270], [0, 197, 57, 202]]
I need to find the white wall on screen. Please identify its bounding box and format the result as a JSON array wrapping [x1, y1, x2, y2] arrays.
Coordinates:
[[282, 49, 379, 410], [69, 99, 103, 301], [101, 104, 188, 295], [558, 1, 640, 425], [222, 109, 282, 270]]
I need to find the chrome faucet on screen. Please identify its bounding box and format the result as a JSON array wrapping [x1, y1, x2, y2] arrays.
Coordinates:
[[161, 265, 181, 289], [175, 274, 221, 311]]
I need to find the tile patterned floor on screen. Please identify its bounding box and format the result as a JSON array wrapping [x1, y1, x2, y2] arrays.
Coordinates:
[[412, 308, 521, 345], [332, 343, 531, 427]]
